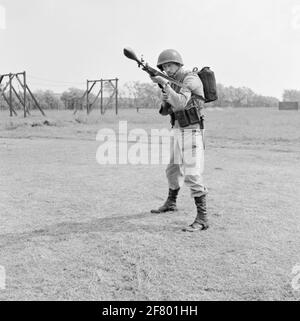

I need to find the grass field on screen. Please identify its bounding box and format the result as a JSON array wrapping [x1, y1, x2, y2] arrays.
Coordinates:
[[0, 107, 300, 300]]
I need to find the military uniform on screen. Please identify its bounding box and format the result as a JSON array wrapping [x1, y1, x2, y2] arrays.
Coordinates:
[[160, 68, 207, 198], [151, 49, 209, 232]]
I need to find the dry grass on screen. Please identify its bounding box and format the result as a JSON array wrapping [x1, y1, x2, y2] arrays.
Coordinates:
[[0, 107, 300, 300]]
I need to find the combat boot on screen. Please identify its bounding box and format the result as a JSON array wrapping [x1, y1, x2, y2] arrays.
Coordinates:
[[151, 188, 180, 213], [182, 194, 209, 232]]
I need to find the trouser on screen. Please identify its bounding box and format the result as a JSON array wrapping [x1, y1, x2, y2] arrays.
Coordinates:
[[166, 128, 208, 198]]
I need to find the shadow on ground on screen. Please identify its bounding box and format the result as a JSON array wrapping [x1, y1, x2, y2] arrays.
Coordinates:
[[0, 211, 197, 246]]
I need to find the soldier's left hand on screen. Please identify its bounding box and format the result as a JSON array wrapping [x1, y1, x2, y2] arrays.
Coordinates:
[[150, 76, 169, 86]]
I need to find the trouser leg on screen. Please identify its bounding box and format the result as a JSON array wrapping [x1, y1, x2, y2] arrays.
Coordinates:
[[182, 129, 207, 197], [182, 129, 209, 231], [151, 131, 183, 213], [166, 130, 184, 190]]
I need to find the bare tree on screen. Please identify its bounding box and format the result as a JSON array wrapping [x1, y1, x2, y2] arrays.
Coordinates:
[[283, 89, 300, 102]]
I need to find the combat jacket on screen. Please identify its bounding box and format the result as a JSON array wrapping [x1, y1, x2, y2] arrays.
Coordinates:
[[159, 67, 204, 129]]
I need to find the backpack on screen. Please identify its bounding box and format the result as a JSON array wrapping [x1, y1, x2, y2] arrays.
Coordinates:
[[194, 67, 218, 103]]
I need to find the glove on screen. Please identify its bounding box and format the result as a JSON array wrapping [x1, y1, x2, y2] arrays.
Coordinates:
[[150, 76, 169, 86]]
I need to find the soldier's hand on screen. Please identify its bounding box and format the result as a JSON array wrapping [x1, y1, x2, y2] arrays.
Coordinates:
[[150, 76, 169, 86]]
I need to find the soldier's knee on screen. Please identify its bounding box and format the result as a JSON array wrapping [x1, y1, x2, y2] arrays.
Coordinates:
[[184, 174, 197, 185], [166, 164, 180, 178]]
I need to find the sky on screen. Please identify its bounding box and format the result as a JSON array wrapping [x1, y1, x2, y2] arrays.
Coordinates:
[[0, 0, 300, 99]]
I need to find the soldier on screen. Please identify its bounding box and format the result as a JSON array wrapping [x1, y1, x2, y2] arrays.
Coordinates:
[[150, 49, 209, 232]]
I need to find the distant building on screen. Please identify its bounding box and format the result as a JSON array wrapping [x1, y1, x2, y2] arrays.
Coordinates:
[[279, 102, 299, 110]]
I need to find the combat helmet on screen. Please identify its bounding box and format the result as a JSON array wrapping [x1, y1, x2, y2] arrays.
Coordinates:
[[157, 49, 184, 71]]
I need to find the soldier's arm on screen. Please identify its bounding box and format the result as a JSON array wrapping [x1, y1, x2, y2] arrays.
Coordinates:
[[164, 74, 203, 112]]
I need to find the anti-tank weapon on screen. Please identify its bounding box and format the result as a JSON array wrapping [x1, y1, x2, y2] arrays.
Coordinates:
[[123, 47, 185, 90]]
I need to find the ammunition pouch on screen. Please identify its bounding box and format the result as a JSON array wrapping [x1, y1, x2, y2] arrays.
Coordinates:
[[172, 106, 204, 129]]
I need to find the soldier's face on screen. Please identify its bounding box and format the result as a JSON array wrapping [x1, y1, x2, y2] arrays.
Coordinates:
[[162, 63, 180, 77]]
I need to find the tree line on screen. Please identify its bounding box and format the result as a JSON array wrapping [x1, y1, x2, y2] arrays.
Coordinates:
[[0, 82, 299, 111]]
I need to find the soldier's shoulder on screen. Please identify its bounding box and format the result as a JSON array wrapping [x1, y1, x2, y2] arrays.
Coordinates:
[[181, 69, 203, 95], [183, 69, 195, 75], [182, 70, 202, 86], [183, 70, 200, 80]]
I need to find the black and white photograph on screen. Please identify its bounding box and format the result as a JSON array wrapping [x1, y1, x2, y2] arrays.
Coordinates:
[[0, 0, 300, 306]]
